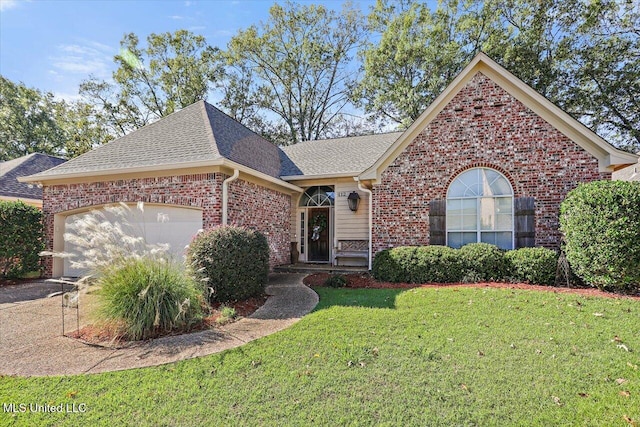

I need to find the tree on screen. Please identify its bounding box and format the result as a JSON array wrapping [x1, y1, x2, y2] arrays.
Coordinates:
[[224, 1, 366, 145], [55, 100, 114, 158], [353, 0, 509, 127], [554, 0, 640, 152], [0, 76, 66, 160], [81, 30, 224, 137], [354, 0, 640, 151]]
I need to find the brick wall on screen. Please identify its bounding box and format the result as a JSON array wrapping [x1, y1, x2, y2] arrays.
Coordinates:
[[372, 72, 610, 255], [42, 172, 291, 276], [227, 177, 292, 267]]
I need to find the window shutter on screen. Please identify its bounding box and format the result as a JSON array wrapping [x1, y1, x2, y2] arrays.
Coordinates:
[[514, 197, 535, 248], [429, 199, 446, 246]]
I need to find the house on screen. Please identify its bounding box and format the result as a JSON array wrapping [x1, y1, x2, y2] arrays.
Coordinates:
[[0, 153, 66, 208], [20, 53, 638, 277], [613, 156, 640, 181]]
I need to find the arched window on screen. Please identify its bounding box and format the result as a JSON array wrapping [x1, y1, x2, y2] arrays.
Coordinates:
[[299, 186, 335, 207], [446, 168, 513, 249]]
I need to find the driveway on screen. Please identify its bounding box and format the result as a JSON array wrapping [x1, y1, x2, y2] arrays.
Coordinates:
[[0, 274, 317, 377]]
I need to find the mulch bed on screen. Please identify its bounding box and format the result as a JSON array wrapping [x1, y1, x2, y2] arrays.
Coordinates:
[[69, 294, 269, 346], [303, 273, 640, 300]]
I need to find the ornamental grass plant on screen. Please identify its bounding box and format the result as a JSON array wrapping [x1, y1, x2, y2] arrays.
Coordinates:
[[96, 256, 203, 340]]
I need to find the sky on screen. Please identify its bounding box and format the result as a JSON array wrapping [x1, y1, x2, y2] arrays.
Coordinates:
[[0, 0, 377, 101]]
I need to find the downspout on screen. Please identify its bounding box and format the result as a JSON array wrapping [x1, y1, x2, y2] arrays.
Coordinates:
[[356, 178, 373, 271], [222, 169, 240, 226]]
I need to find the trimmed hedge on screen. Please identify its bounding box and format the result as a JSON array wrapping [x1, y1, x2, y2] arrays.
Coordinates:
[[0, 201, 43, 278], [412, 246, 464, 283], [373, 244, 561, 286], [372, 245, 468, 283], [186, 226, 269, 302], [505, 247, 558, 286], [458, 243, 509, 282], [560, 180, 640, 292]]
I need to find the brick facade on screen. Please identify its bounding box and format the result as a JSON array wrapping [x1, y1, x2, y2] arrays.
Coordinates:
[[371, 72, 610, 255], [42, 173, 291, 276], [227, 178, 292, 267]]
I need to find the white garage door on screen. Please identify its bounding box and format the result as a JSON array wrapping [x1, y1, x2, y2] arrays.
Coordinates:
[[63, 204, 203, 277]]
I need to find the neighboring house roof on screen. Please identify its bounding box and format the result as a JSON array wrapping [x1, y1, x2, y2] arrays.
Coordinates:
[[612, 157, 640, 181], [0, 153, 66, 200], [280, 132, 402, 179], [360, 52, 639, 182], [23, 101, 300, 182]]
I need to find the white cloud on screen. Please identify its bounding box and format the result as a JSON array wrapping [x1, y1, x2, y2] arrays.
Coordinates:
[[170, 15, 184, 20], [213, 29, 232, 37], [53, 91, 82, 103], [49, 41, 114, 79], [0, 0, 19, 12]]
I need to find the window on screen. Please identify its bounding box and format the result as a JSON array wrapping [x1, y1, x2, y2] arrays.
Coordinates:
[[299, 212, 305, 254], [446, 168, 513, 249], [300, 186, 335, 207]]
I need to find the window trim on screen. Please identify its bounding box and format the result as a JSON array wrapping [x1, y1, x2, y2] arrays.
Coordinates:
[[445, 168, 515, 250]]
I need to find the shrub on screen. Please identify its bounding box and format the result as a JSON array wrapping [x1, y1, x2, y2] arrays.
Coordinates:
[[216, 305, 237, 325], [187, 226, 269, 302], [324, 274, 347, 288], [0, 201, 43, 278], [372, 247, 417, 283], [97, 257, 204, 340], [412, 246, 464, 283], [560, 180, 640, 292], [458, 243, 508, 282], [372, 246, 463, 283], [505, 247, 558, 286]]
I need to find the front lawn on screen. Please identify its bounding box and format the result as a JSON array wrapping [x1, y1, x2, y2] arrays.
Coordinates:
[[1, 286, 638, 426]]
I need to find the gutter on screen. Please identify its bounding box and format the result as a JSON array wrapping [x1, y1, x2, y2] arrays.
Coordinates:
[[222, 169, 240, 226], [356, 178, 373, 271], [18, 158, 304, 193]]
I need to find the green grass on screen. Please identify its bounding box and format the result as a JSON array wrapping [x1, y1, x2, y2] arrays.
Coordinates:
[[1, 287, 639, 426]]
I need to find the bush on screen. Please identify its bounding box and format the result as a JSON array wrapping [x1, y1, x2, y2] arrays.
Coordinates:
[[324, 274, 347, 288], [412, 246, 464, 283], [372, 246, 464, 283], [372, 247, 417, 283], [458, 243, 509, 282], [97, 257, 204, 340], [187, 226, 269, 302], [560, 180, 640, 292], [0, 201, 43, 278], [505, 247, 558, 285]]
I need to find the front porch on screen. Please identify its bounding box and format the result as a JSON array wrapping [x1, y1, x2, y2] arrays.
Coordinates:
[[274, 263, 368, 275]]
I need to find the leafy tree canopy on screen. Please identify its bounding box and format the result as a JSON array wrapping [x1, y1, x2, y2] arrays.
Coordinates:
[[80, 29, 224, 137], [223, 1, 368, 145], [0, 76, 106, 160], [0, 76, 66, 161], [354, 0, 640, 152]]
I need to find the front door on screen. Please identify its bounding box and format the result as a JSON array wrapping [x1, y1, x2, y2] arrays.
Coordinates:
[[308, 208, 330, 262]]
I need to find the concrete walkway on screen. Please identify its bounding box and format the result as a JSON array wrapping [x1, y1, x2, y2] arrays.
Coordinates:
[[0, 273, 318, 377]]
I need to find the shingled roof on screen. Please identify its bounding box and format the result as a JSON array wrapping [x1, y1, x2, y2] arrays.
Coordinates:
[[0, 153, 66, 200], [27, 101, 299, 180], [280, 132, 402, 178]]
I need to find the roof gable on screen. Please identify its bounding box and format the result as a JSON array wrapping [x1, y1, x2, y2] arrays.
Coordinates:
[[360, 52, 638, 181]]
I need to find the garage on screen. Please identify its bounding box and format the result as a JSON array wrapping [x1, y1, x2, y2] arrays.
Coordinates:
[[62, 204, 203, 277]]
